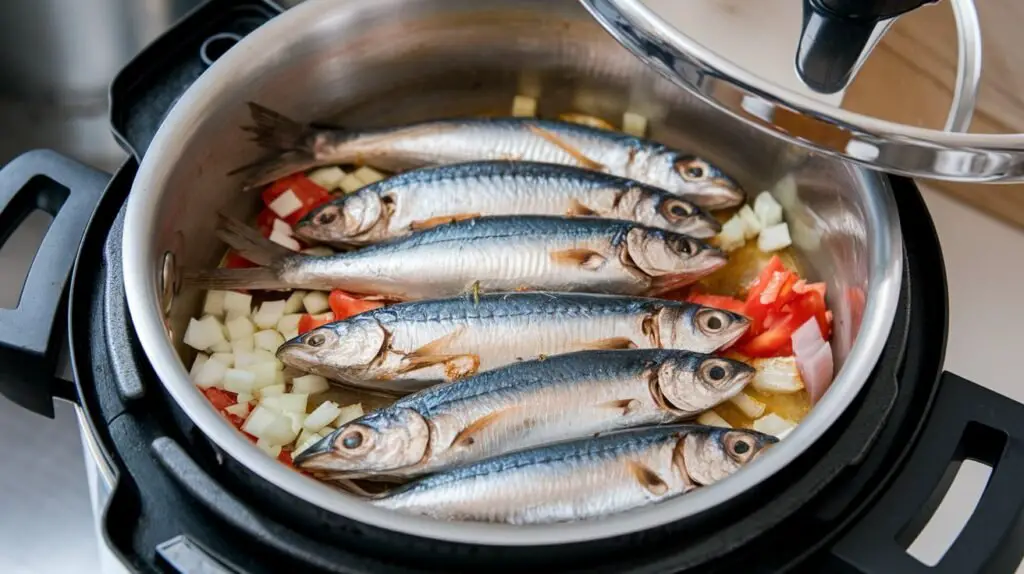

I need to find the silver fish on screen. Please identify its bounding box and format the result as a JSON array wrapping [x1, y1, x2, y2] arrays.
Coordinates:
[[184, 214, 727, 299], [367, 424, 776, 524], [294, 161, 721, 246], [231, 103, 745, 210], [294, 349, 754, 479], [275, 292, 750, 394]]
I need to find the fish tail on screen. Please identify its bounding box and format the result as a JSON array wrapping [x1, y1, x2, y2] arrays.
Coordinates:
[[215, 213, 293, 267], [181, 267, 292, 291], [229, 102, 332, 190]]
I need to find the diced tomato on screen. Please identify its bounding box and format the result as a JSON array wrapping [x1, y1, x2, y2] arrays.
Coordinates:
[[745, 255, 786, 302], [262, 174, 332, 226], [256, 208, 278, 237], [686, 293, 746, 314], [298, 312, 336, 334], [789, 289, 830, 339], [277, 449, 294, 466], [203, 387, 237, 411], [223, 250, 257, 269], [328, 290, 385, 320], [736, 313, 799, 357], [226, 413, 246, 429]]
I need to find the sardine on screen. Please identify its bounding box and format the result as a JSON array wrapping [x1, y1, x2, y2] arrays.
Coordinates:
[[294, 160, 721, 247], [294, 349, 754, 479], [184, 214, 727, 299], [275, 292, 749, 394], [231, 103, 745, 210], [367, 424, 776, 524]]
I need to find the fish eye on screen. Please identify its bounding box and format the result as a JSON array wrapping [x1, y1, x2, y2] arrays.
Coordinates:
[[676, 239, 693, 255], [663, 200, 694, 220], [306, 333, 326, 347], [709, 365, 726, 380], [697, 309, 729, 334], [676, 158, 711, 182], [700, 358, 732, 385], [723, 432, 756, 462], [318, 211, 338, 225], [733, 440, 750, 454], [341, 432, 363, 449]]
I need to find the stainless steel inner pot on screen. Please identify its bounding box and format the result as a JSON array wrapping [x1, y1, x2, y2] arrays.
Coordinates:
[[122, 0, 903, 545]]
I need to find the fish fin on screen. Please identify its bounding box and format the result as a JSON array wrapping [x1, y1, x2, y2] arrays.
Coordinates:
[[216, 213, 294, 266], [182, 267, 291, 291], [405, 327, 467, 360], [627, 461, 669, 496], [228, 102, 329, 190], [527, 124, 606, 171], [566, 198, 598, 217], [399, 354, 479, 381], [577, 337, 637, 351], [550, 248, 607, 270], [408, 213, 482, 231], [598, 398, 641, 415], [451, 408, 517, 448]]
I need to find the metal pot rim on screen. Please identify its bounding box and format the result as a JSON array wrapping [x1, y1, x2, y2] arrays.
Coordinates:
[[122, 0, 904, 546]]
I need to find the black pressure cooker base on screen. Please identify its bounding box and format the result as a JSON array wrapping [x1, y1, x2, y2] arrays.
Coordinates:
[[64, 149, 976, 574]]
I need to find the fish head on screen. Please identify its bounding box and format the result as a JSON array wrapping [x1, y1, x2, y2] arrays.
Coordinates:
[[276, 319, 387, 377], [629, 191, 720, 239], [657, 305, 750, 351], [293, 407, 430, 474], [680, 427, 777, 486], [661, 154, 744, 210], [658, 356, 755, 414], [294, 192, 387, 244], [624, 227, 727, 290]]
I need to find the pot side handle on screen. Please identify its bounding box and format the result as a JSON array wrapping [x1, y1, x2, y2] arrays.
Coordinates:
[[0, 150, 109, 417], [109, 0, 283, 159], [827, 372, 1024, 573]]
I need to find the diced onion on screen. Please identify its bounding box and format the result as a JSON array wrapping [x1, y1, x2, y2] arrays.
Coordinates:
[[256, 439, 282, 457], [283, 291, 308, 314], [286, 412, 306, 435], [304, 401, 342, 432], [223, 368, 256, 393], [225, 316, 256, 342], [231, 336, 254, 354], [292, 374, 330, 395], [224, 402, 250, 418], [718, 216, 747, 253], [294, 432, 325, 455], [339, 174, 365, 193], [302, 291, 331, 314], [244, 362, 278, 389], [753, 191, 784, 227], [268, 189, 303, 218], [189, 353, 210, 381], [264, 412, 299, 445], [301, 246, 334, 257], [277, 314, 303, 336], [202, 291, 226, 317], [262, 393, 308, 414], [696, 410, 732, 428], [254, 329, 285, 353], [308, 166, 346, 190], [253, 300, 287, 330], [234, 350, 272, 369], [209, 340, 232, 353], [235, 392, 253, 404], [737, 205, 762, 240], [751, 356, 805, 394], [210, 352, 234, 367], [622, 112, 648, 137], [758, 222, 792, 253], [333, 403, 365, 427], [223, 291, 253, 317], [272, 218, 294, 237], [793, 317, 834, 405], [258, 384, 286, 398], [753, 413, 796, 439], [282, 330, 299, 343], [183, 316, 227, 351], [791, 317, 824, 357], [511, 95, 537, 117], [353, 166, 385, 186], [729, 393, 766, 419], [194, 359, 228, 389], [242, 406, 279, 437], [269, 229, 302, 251]]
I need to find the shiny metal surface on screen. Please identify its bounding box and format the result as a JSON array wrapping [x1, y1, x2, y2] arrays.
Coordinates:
[[122, 0, 901, 545], [581, 0, 1024, 183]]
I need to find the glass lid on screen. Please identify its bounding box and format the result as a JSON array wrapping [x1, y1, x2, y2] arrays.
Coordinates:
[[581, 0, 1024, 183]]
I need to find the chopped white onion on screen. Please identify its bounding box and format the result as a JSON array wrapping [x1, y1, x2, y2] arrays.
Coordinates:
[[230, 336, 254, 354], [235, 392, 253, 404], [269, 229, 302, 251], [308, 166, 346, 190], [339, 174, 365, 194], [791, 318, 823, 357], [223, 368, 256, 394], [294, 431, 325, 455], [279, 393, 309, 414], [622, 111, 648, 136], [276, 314, 303, 337], [729, 393, 766, 419], [183, 316, 227, 351], [209, 340, 232, 353], [268, 189, 303, 218], [737, 205, 762, 240], [272, 218, 294, 237], [286, 412, 306, 435], [194, 358, 228, 389], [753, 191, 784, 227], [758, 222, 792, 253], [244, 362, 278, 389], [256, 439, 282, 457], [282, 330, 299, 342], [224, 402, 250, 418], [751, 356, 805, 394], [253, 300, 287, 330], [202, 291, 226, 317], [753, 413, 796, 439], [189, 353, 210, 381], [718, 216, 747, 252], [264, 413, 300, 445], [223, 291, 253, 317], [254, 330, 285, 353], [283, 291, 308, 314], [511, 95, 537, 117], [302, 291, 331, 314], [791, 317, 833, 404], [210, 352, 234, 367], [696, 410, 732, 428], [258, 383, 286, 398], [242, 406, 279, 437], [225, 315, 256, 342], [291, 374, 330, 395], [304, 401, 342, 432], [353, 166, 385, 185], [333, 403, 365, 427]]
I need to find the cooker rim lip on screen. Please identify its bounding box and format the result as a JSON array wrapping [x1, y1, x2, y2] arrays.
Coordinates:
[[121, 0, 905, 547]]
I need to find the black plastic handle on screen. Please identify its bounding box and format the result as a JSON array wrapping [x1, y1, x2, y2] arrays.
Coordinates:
[[109, 0, 282, 159], [829, 372, 1024, 573], [0, 151, 109, 417]]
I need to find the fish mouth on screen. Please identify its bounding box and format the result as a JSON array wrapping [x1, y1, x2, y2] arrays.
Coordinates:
[[698, 179, 745, 210], [293, 430, 338, 467]]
